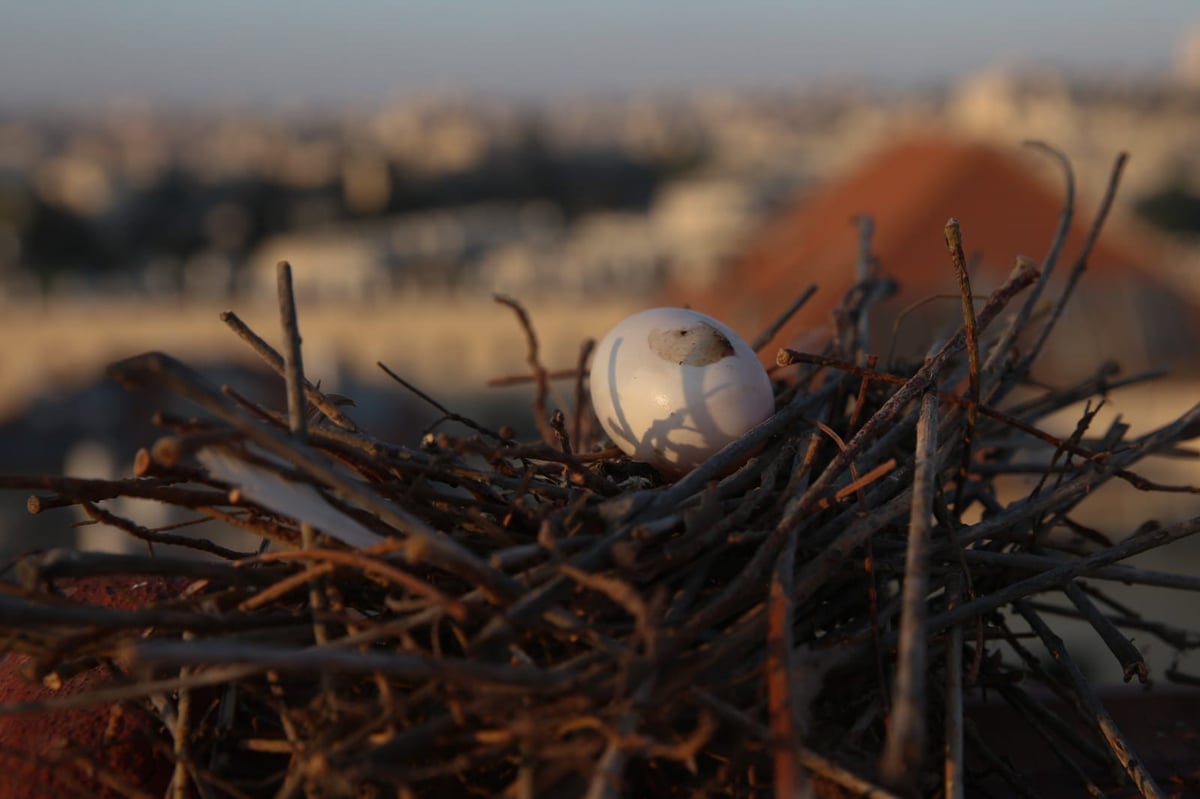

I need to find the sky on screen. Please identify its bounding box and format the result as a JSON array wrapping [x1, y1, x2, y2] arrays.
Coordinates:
[[1, 1, 1197, 106]]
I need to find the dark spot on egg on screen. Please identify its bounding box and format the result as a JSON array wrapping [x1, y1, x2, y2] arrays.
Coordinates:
[[647, 323, 736, 366]]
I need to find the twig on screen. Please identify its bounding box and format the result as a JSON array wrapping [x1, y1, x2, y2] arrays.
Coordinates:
[[853, 214, 876, 359], [0, 475, 227, 513], [171, 632, 195, 799], [1014, 601, 1165, 798], [276, 261, 333, 703], [240, 548, 470, 622], [277, 263, 308, 445], [921, 514, 1200, 638], [218, 310, 357, 432], [1062, 581, 1148, 683], [550, 409, 572, 456], [1015, 152, 1129, 390], [495, 294, 556, 447], [766, 529, 804, 799], [945, 217, 979, 516], [124, 638, 572, 690], [1026, 599, 1200, 654], [17, 548, 286, 587], [751, 283, 819, 353], [880, 388, 938, 787], [0, 593, 288, 634], [943, 571, 964, 799], [952, 548, 1200, 592], [1006, 142, 1076, 342], [377, 360, 504, 442], [80, 502, 254, 560]]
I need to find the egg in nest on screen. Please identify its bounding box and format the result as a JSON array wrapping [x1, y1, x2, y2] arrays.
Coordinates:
[[589, 307, 775, 475]]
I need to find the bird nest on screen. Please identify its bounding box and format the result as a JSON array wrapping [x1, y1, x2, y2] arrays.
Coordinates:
[[2, 149, 1200, 798]]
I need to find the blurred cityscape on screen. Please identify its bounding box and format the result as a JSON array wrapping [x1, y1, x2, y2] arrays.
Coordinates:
[[4, 47, 1200, 564], [5, 62, 1200, 306]]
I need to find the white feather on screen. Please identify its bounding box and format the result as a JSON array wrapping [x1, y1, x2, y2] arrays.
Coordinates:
[[198, 447, 386, 549]]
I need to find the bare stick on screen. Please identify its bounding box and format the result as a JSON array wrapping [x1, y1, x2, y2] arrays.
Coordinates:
[[880, 388, 938, 786], [944, 217, 979, 516], [1013, 142, 1076, 326], [277, 263, 307, 445], [1018, 152, 1129, 383], [920, 514, 1200, 638], [277, 261, 331, 670], [751, 283, 819, 353], [18, 549, 286, 587], [943, 571, 964, 799], [123, 638, 571, 691], [767, 530, 805, 799], [853, 214, 876, 362], [377, 360, 504, 442], [1026, 599, 1200, 653], [170, 633, 195, 799], [2, 475, 226, 513], [495, 294, 556, 447], [79, 502, 254, 560], [219, 309, 357, 432], [953, 548, 1200, 592], [1014, 601, 1165, 798], [241, 547, 470, 622], [1063, 581, 1148, 683]]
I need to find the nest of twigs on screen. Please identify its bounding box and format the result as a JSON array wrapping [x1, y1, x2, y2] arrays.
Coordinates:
[[2, 149, 1200, 798]]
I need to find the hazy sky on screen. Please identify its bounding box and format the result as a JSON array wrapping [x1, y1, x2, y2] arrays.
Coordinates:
[[2, 1, 1197, 105]]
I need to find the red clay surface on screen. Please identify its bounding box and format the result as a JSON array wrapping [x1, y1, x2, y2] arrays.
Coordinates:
[[0, 576, 180, 799]]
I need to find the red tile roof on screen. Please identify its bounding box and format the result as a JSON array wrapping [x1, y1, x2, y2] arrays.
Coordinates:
[[675, 137, 1166, 360]]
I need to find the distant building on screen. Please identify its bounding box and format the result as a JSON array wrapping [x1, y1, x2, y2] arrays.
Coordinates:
[[672, 137, 1200, 381], [1177, 24, 1200, 87], [243, 229, 391, 303]]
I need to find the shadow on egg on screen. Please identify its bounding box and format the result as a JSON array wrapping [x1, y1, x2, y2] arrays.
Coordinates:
[[591, 308, 774, 476]]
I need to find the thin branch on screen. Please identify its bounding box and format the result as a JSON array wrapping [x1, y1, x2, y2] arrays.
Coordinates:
[[495, 294, 556, 447], [1014, 601, 1165, 798], [751, 283, 819, 353], [880, 388, 938, 787], [377, 360, 504, 442], [1063, 581, 1148, 683], [218, 309, 358, 431], [943, 571, 964, 799], [945, 217, 979, 516]]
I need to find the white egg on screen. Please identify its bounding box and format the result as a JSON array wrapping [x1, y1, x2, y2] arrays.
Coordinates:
[[589, 307, 774, 474]]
